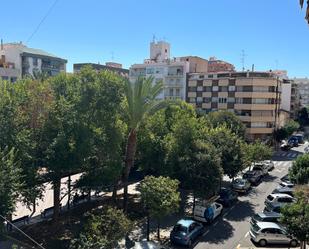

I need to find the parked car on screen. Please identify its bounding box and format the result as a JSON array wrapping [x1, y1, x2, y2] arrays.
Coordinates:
[[243, 170, 263, 185], [265, 193, 295, 207], [292, 133, 304, 144], [288, 137, 299, 147], [278, 181, 294, 189], [252, 164, 268, 176], [170, 219, 204, 247], [264, 202, 283, 213], [305, 145, 309, 154], [262, 160, 275, 171], [133, 241, 167, 249], [250, 212, 281, 226], [280, 141, 291, 151], [217, 187, 238, 207], [193, 202, 223, 223], [232, 178, 251, 193], [280, 174, 292, 184], [250, 221, 298, 247], [272, 187, 294, 197]]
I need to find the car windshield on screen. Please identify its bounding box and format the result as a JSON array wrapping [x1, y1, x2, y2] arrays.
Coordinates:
[[267, 195, 274, 201], [235, 179, 245, 184], [251, 223, 261, 233], [173, 224, 187, 233], [252, 214, 262, 222], [279, 182, 286, 187]]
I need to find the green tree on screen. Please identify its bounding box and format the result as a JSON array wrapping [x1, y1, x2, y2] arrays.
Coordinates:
[[206, 126, 244, 179], [140, 176, 180, 241], [300, 0, 309, 24], [284, 120, 300, 137], [122, 76, 168, 211], [0, 148, 21, 222], [70, 207, 132, 249], [298, 107, 309, 127], [205, 110, 246, 138], [242, 141, 273, 169], [289, 154, 309, 184], [280, 186, 309, 249]]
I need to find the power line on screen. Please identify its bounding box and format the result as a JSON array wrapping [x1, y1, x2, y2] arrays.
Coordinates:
[[26, 0, 60, 44], [0, 215, 46, 249]]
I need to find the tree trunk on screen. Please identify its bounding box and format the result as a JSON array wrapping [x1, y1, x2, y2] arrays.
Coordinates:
[[123, 129, 137, 212], [67, 175, 71, 210], [112, 180, 118, 205], [87, 189, 91, 202], [53, 178, 61, 222], [192, 192, 196, 215], [157, 219, 160, 241], [146, 214, 150, 241], [30, 198, 36, 217]]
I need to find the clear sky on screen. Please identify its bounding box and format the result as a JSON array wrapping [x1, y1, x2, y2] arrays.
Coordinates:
[[2, 0, 309, 77]]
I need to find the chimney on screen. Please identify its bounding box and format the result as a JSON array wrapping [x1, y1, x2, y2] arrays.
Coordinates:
[[1, 39, 3, 50]]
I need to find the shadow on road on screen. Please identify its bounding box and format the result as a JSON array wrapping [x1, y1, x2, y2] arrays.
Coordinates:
[[225, 200, 256, 222], [262, 174, 278, 183]]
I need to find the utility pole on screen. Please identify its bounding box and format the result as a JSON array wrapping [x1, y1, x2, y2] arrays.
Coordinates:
[[241, 49, 247, 71]]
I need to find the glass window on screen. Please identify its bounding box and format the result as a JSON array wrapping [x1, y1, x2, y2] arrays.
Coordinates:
[[228, 85, 236, 91], [146, 68, 154, 74], [212, 97, 218, 102], [203, 97, 211, 103], [197, 86, 203, 91], [169, 89, 173, 96], [219, 86, 228, 92], [204, 86, 212, 92], [197, 97, 203, 103], [212, 86, 219, 91], [227, 97, 235, 103], [189, 98, 195, 103], [219, 98, 227, 103], [176, 89, 180, 96], [33, 57, 38, 66]]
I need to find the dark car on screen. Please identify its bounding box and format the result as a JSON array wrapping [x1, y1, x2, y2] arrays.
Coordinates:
[[170, 219, 204, 247], [288, 137, 299, 147], [292, 134, 304, 144], [280, 141, 291, 151], [243, 170, 263, 186], [250, 212, 281, 226], [217, 188, 238, 207]]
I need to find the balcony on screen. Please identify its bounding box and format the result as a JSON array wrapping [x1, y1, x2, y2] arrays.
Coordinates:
[[235, 92, 277, 98], [236, 78, 277, 86], [234, 104, 276, 110], [246, 127, 274, 134], [188, 80, 197, 87], [202, 92, 212, 97], [165, 96, 182, 100], [218, 103, 228, 109], [238, 116, 275, 122], [188, 92, 197, 98]]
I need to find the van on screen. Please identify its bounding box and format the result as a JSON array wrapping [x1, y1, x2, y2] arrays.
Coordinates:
[[193, 202, 223, 223]]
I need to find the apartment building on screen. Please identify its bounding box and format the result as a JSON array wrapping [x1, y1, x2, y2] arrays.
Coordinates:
[[0, 42, 67, 80], [293, 78, 309, 107], [208, 56, 235, 73], [74, 62, 129, 78], [186, 71, 282, 140]]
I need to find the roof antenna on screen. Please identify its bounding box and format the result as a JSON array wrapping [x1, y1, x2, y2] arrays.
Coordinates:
[[152, 34, 156, 43], [241, 49, 247, 71]]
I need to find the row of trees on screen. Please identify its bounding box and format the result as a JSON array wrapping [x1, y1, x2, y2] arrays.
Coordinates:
[[0, 67, 273, 246]]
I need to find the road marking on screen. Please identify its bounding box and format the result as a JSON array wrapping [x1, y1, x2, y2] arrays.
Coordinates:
[[213, 221, 218, 226], [291, 153, 297, 158], [236, 244, 241, 249], [287, 153, 292, 157], [245, 231, 249, 238], [202, 230, 209, 236]]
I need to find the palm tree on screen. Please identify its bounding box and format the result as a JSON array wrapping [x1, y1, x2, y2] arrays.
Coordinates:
[[300, 0, 309, 24], [122, 76, 167, 212]]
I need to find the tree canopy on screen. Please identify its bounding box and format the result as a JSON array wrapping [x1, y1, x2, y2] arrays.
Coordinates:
[[289, 154, 309, 184]]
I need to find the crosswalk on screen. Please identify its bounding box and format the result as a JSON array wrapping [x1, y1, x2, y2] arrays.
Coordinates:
[[273, 151, 299, 158]]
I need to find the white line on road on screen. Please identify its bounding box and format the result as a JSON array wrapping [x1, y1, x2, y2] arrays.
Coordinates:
[[245, 231, 249, 238], [213, 221, 218, 226], [202, 230, 209, 236]]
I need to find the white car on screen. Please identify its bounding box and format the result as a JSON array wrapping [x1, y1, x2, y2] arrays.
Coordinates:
[[193, 202, 223, 223], [262, 160, 275, 171], [278, 181, 294, 189], [264, 193, 295, 207]]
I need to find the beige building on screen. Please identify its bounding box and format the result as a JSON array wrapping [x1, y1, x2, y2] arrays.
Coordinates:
[[208, 56, 235, 73], [178, 56, 208, 73], [186, 71, 282, 140]]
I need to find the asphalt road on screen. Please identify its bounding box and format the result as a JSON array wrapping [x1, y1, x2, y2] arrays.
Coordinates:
[[188, 144, 306, 249]]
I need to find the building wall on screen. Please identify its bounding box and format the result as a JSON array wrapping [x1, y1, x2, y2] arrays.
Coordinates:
[[150, 41, 170, 62], [130, 61, 189, 100], [178, 56, 208, 73], [294, 78, 309, 107], [186, 71, 282, 140], [281, 81, 291, 112]]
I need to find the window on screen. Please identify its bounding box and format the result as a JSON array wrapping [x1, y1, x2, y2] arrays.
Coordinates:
[[228, 86, 236, 91], [197, 97, 203, 103], [176, 88, 180, 96], [251, 122, 267, 128], [212, 97, 218, 103], [252, 98, 269, 104], [204, 86, 212, 92], [197, 86, 203, 91], [219, 86, 228, 92], [227, 97, 235, 103], [169, 89, 173, 96], [10, 77, 17, 83], [176, 79, 180, 84], [203, 97, 211, 103], [189, 98, 196, 103], [33, 57, 38, 66], [219, 98, 227, 103], [212, 86, 219, 91], [170, 79, 174, 83]]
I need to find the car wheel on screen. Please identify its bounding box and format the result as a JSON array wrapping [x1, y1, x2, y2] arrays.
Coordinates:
[[290, 239, 298, 247], [259, 239, 267, 247], [187, 239, 192, 247]]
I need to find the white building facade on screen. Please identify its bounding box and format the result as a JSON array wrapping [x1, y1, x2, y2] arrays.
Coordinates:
[[0, 42, 67, 80], [130, 41, 189, 100]]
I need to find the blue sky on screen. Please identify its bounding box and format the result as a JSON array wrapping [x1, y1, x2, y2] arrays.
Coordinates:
[[2, 0, 309, 77]]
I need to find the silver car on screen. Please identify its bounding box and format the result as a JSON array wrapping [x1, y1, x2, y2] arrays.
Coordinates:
[[232, 178, 251, 193], [250, 222, 298, 247]]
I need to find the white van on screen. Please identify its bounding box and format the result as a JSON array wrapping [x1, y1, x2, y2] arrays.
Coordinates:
[[193, 202, 223, 223]]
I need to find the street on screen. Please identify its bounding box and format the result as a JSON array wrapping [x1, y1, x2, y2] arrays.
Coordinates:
[[175, 145, 306, 249]]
